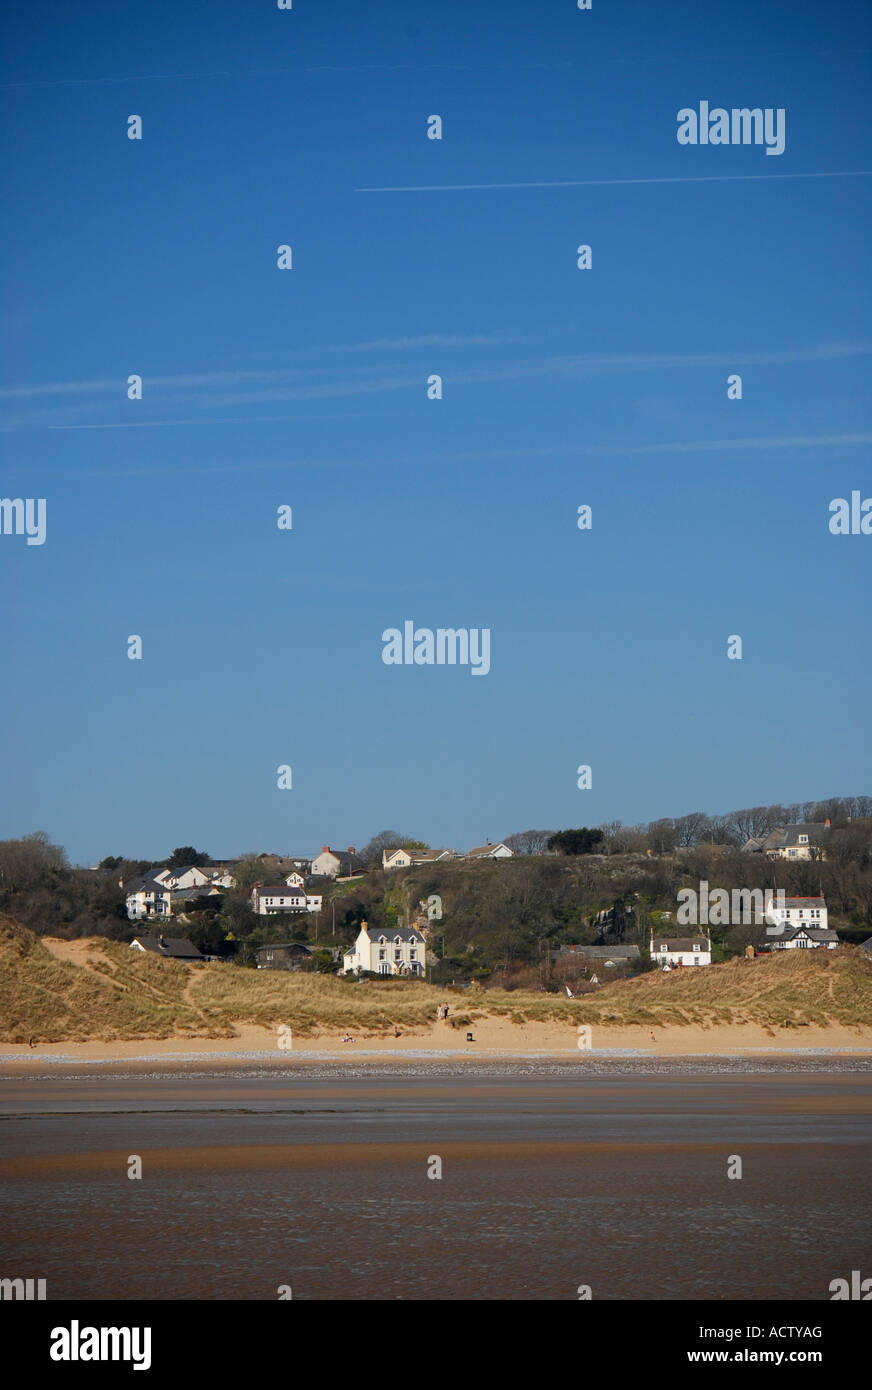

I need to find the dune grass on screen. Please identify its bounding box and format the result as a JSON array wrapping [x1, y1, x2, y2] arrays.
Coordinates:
[[2, 913, 870, 1042]]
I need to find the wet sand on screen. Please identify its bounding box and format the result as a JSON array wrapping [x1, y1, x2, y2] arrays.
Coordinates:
[[0, 1069, 870, 1299]]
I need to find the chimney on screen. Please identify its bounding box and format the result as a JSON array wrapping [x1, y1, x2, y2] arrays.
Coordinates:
[[348, 846, 355, 855], [322, 845, 329, 853], [825, 818, 831, 827]]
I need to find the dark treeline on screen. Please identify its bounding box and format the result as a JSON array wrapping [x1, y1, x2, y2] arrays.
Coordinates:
[[1, 796, 871, 978], [328, 826, 872, 983], [504, 794, 872, 856]]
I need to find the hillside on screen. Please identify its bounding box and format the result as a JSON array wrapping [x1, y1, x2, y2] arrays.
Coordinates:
[[559, 946, 872, 1032], [1, 914, 870, 1044]]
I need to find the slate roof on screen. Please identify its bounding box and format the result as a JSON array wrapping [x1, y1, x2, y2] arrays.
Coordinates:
[[651, 938, 711, 951], [740, 835, 768, 853], [125, 876, 169, 895], [776, 927, 838, 942], [365, 926, 425, 942], [329, 850, 363, 874], [760, 823, 829, 852], [132, 935, 202, 960], [255, 943, 313, 957]]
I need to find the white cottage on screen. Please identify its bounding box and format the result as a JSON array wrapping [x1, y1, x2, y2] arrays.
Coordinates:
[[342, 922, 427, 976], [650, 935, 712, 968]]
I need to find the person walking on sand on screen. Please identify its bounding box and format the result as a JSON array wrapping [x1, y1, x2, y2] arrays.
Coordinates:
[[650, 1031, 656, 1043]]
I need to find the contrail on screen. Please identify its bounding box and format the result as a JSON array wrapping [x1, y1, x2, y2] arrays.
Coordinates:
[[357, 170, 872, 192]]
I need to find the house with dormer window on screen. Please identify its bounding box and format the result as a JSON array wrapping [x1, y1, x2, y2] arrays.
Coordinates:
[[342, 921, 427, 976], [742, 822, 830, 861]]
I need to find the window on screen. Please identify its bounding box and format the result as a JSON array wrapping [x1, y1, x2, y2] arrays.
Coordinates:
[[693, 944, 700, 952], [394, 950, 401, 961], [378, 950, 385, 960], [799, 835, 808, 844]]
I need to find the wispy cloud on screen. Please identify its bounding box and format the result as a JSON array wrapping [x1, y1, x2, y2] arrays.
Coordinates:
[[4, 341, 869, 429], [438, 433, 872, 460], [3, 431, 865, 482], [312, 332, 525, 353], [357, 171, 872, 193]]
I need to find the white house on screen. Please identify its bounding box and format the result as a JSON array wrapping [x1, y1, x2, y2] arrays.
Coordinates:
[[251, 883, 322, 915], [382, 847, 453, 869], [464, 842, 513, 860], [310, 845, 363, 879], [764, 895, 829, 935], [158, 865, 211, 890], [153, 864, 236, 890], [383, 847, 413, 869], [743, 822, 830, 861], [768, 926, 838, 951], [342, 922, 427, 976], [125, 876, 172, 920], [206, 867, 236, 888], [650, 935, 712, 967], [284, 871, 307, 889]]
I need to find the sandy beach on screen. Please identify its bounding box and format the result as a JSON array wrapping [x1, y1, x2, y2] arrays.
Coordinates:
[[2, 1015, 872, 1070]]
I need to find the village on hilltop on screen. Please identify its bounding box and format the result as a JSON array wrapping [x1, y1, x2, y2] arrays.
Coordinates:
[[115, 817, 870, 979]]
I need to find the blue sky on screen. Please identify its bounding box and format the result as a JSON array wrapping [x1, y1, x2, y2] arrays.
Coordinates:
[[1, 0, 870, 865]]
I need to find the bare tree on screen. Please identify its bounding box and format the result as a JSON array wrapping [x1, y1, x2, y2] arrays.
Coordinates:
[[358, 830, 429, 867], [504, 829, 555, 856], [647, 819, 678, 854], [597, 821, 627, 855], [673, 812, 711, 847], [729, 806, 782, 844]]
